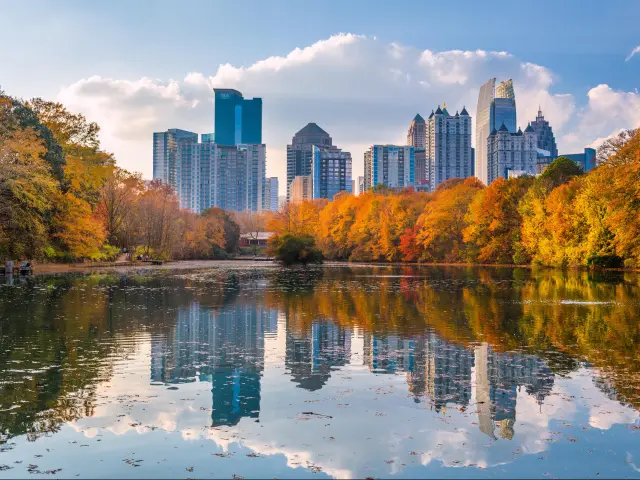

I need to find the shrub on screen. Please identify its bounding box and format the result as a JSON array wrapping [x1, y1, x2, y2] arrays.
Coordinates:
[[586, 254, 624, 269], [269, 233, 323, 266]]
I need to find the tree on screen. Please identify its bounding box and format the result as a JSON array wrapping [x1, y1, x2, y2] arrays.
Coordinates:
[[463, 177, 533, 264], [596, 128, 638, 165], [539, 156, 583, 189], [414, 177, 484, 262], [0, 95, 58, 260], [135, 181, 182, 259], [269, 233, 323, 266], [97, 168, 141, 246]]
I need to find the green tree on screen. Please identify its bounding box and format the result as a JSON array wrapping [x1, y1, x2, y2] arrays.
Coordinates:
[[269, 233, 323, 266]]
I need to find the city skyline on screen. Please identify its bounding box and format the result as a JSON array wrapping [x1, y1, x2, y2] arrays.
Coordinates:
[[3, 2, 640, 195]]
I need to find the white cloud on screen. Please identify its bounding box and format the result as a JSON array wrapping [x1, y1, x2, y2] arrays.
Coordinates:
[[561, 84, 640, 152], [57, 34, 640, 193], [626, 46, 640, 62]]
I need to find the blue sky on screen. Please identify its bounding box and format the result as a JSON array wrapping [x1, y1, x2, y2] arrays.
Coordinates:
[[2, 0, 639, 186]]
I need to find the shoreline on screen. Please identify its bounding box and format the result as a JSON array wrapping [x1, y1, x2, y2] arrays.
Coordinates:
[[3, 258, 638, 276]]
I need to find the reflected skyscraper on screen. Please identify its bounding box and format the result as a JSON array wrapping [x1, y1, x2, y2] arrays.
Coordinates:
[[397, 333, 473, 410], [363, 333, 416, 374], [285, 321, 351, 391], [150, 299, 274, 427], [474, 343, 554, 440]]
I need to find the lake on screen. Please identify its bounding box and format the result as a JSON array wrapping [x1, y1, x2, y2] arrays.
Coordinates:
[[0, 262, 639, 478]]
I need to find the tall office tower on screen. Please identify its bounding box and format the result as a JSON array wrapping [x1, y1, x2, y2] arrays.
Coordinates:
[[486, 123, 537, 184], [263, 177, 279, 211], [426, 105, 473, 191], [153, 129, 198, 189], [476, 79, 496, 186], [529, 107, 558, 158], [364, 145, 415, 189], [408, 114, 427, 183], [213, 88, 262, 146], [312, 145, 352, 200], [476, 78, 517, 184], [407, 114, 426, 149], [290, 175, 313, 203], [357, 176, 365, 195], [286, 123, 333, 201], [495, 78, 515, 99]]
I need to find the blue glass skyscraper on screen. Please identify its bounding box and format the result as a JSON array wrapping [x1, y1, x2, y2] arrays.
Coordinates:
[[491, 98, 517, 133], [213, 88, 262, 146]]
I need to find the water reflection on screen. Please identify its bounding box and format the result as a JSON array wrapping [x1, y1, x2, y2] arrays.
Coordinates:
[[0, 265, 639, 478]]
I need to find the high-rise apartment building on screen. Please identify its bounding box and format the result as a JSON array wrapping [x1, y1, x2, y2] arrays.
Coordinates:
[[486, 123, 537, 184], [264, 177, 279, 211], [476, 78, 517, 185], [414, 148, 427, 184], [286, 123, 333, 202], [364, 145, 414, 190], [529, 108, 558, 158], [357, 176, 365, 195], [176, 142, 266, 213], [290, 175, 313, 203], [153, 129, 198, 189], [426, 105, 473, 191], [312, 146, 352, 200], [213, 88, 262, 146]]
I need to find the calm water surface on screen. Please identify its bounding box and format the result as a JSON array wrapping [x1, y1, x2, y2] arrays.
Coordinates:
[[1, 263, 640, 478]]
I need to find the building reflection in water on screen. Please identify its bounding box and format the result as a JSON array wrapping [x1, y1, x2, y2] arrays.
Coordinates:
[[150, 301, 277, 426], [151, 303, 558, 438], [285, 321, 351, 391]]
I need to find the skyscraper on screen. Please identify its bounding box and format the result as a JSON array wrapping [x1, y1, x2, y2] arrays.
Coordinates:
[[213, 88, 262, 146], [407, 114, 426, 149], [357, 176, 365, 195], [312, 145, 352, 200], [264, 177, 279, 211], [476, 79, 496, 186], [153, 128, 198, 189], [530, 107, 558, 158], [176, 142, 266, 213], [475, 78, 517, 185], [365, 145, 415, 189], [286, 123, 333, 202], [426, 105, 473, 191], [486, 123, 537, 184]]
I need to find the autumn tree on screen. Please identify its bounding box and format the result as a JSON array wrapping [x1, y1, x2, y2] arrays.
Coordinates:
[[135, 181, 182, 258], [0, 95, 58, 260], [97, 168, 141, 246], [464, 177, 533, 264], [596, 128, 638, 165], [414, 177, 484, 262]]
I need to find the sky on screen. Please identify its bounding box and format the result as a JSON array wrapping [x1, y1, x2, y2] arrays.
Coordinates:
[[1, 0, 639, 194]]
